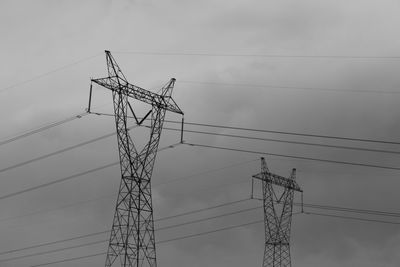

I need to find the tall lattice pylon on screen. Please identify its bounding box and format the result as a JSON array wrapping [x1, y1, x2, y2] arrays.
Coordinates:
[[90, 51, 183, 267], [252, 157, 302, 267]]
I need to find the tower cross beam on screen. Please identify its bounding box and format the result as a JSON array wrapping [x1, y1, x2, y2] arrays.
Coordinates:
[[91, 77, 183, 115], [252, 172, 302, 192]]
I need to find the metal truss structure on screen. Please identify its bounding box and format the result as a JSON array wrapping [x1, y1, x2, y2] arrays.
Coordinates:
[[90, 51, 183, 267], [252, 157, 302, 267]]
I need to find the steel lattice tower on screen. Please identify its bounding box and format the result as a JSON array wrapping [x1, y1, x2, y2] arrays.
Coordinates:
[[90, 51, 183, 267], [252, 157, 302, 267]]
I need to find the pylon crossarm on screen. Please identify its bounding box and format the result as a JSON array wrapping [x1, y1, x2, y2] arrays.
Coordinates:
[[253, 172, 302, 192], [91, 77, 183, 115]]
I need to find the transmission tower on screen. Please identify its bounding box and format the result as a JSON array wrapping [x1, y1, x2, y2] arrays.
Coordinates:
[[252, 157, 302, 267], [89, 51, 183, 267]]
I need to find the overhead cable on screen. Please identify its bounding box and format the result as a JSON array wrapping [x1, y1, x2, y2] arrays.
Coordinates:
[[3, 203, 400, 263], [113, 51, 400, 60], [29, 219, 264, 267], [0, 159, 254, 222], [1, 204, 259, 262], [0, 112, 88, 147], [0, 126, 136, 174], [176, 121, 400, 146], [0, 143, 180, 201], [305, 211, 400, 225], [162, 126, 400, 155], [91, 112, 400, 145], [179, 80, 400, 95], [297, 203, 400, 218], [0, 198, 250, 256], [1, 53, 101, 93], [4, 198, 400, 259], [184, 142, 400, 171]]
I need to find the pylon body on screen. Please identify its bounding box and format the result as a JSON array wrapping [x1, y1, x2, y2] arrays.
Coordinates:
[[252, 158, 302, 267], [91, 51, 183, 267]]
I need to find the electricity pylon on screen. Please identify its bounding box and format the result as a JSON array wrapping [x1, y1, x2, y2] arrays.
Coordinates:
[[252, 157, 302, 267], [90, 51, 183, 267]]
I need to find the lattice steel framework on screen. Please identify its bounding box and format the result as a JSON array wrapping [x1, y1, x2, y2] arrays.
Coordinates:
[[252, 157, 302, 267], [90, 51, 183, 267]]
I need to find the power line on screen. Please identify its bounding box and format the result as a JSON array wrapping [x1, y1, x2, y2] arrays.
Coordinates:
[[29, 219, 264, 267], [1, 122, 398, 230], [179, 80, 400, 95], [6, 197, 400, 259], [0, 230, 108, 257], [113, 51, 400, 60], [6, 114, 396, 219], [156, 198, 250, 222], [155, 159, 258, 186], [5, 178, 248, 238], [91, 111, 400, 146], [0, 193, 115, 224], [7, 177, 400, 244], [29, 213, 309, 266], [0, 198, 250, 256], [157, 218, 263, 243], [1, 53, 101, 94], [4, 200, 400, 263], [2, 117, 396, 183], [0, 153, 247, 204], [21, 203, 400, 266], [0, 112, 88, 147], [0, 113, 397, 261], [252, 197, 400, 219], [305, 211, 400, 225], [0, 106, 392, 174], [1, 239, 106, 263], [0, 87, 397, 150], [30, 252, 105, 267], [162, 126, 400, 155], [185, 142, 400, 171], [1, 204, 259, 263], [0, 102, 110, 148], [0, 143, 180, 201], [0, 127, 136, 174], [298, 202, 400, 218], [0, 134, 397, 243], [7, 202, 400, 260], [0, 162, 118, 201], [158, 204, 257, 230], [0, 158, 254, 223], [175, 121, 400, 146]]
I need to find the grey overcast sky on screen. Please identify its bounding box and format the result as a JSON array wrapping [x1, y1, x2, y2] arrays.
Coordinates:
[[1, 0, 400, 266]]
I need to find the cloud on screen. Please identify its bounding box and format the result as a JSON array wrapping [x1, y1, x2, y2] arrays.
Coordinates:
[[1, 0, 400, 266]]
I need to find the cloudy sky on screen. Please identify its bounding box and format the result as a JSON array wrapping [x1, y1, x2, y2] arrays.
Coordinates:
[[1, 0, 400, 266]]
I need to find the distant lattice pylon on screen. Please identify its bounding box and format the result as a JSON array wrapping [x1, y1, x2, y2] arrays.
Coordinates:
[[90, 50, 183, 267], [252, 157, 302, 267]]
